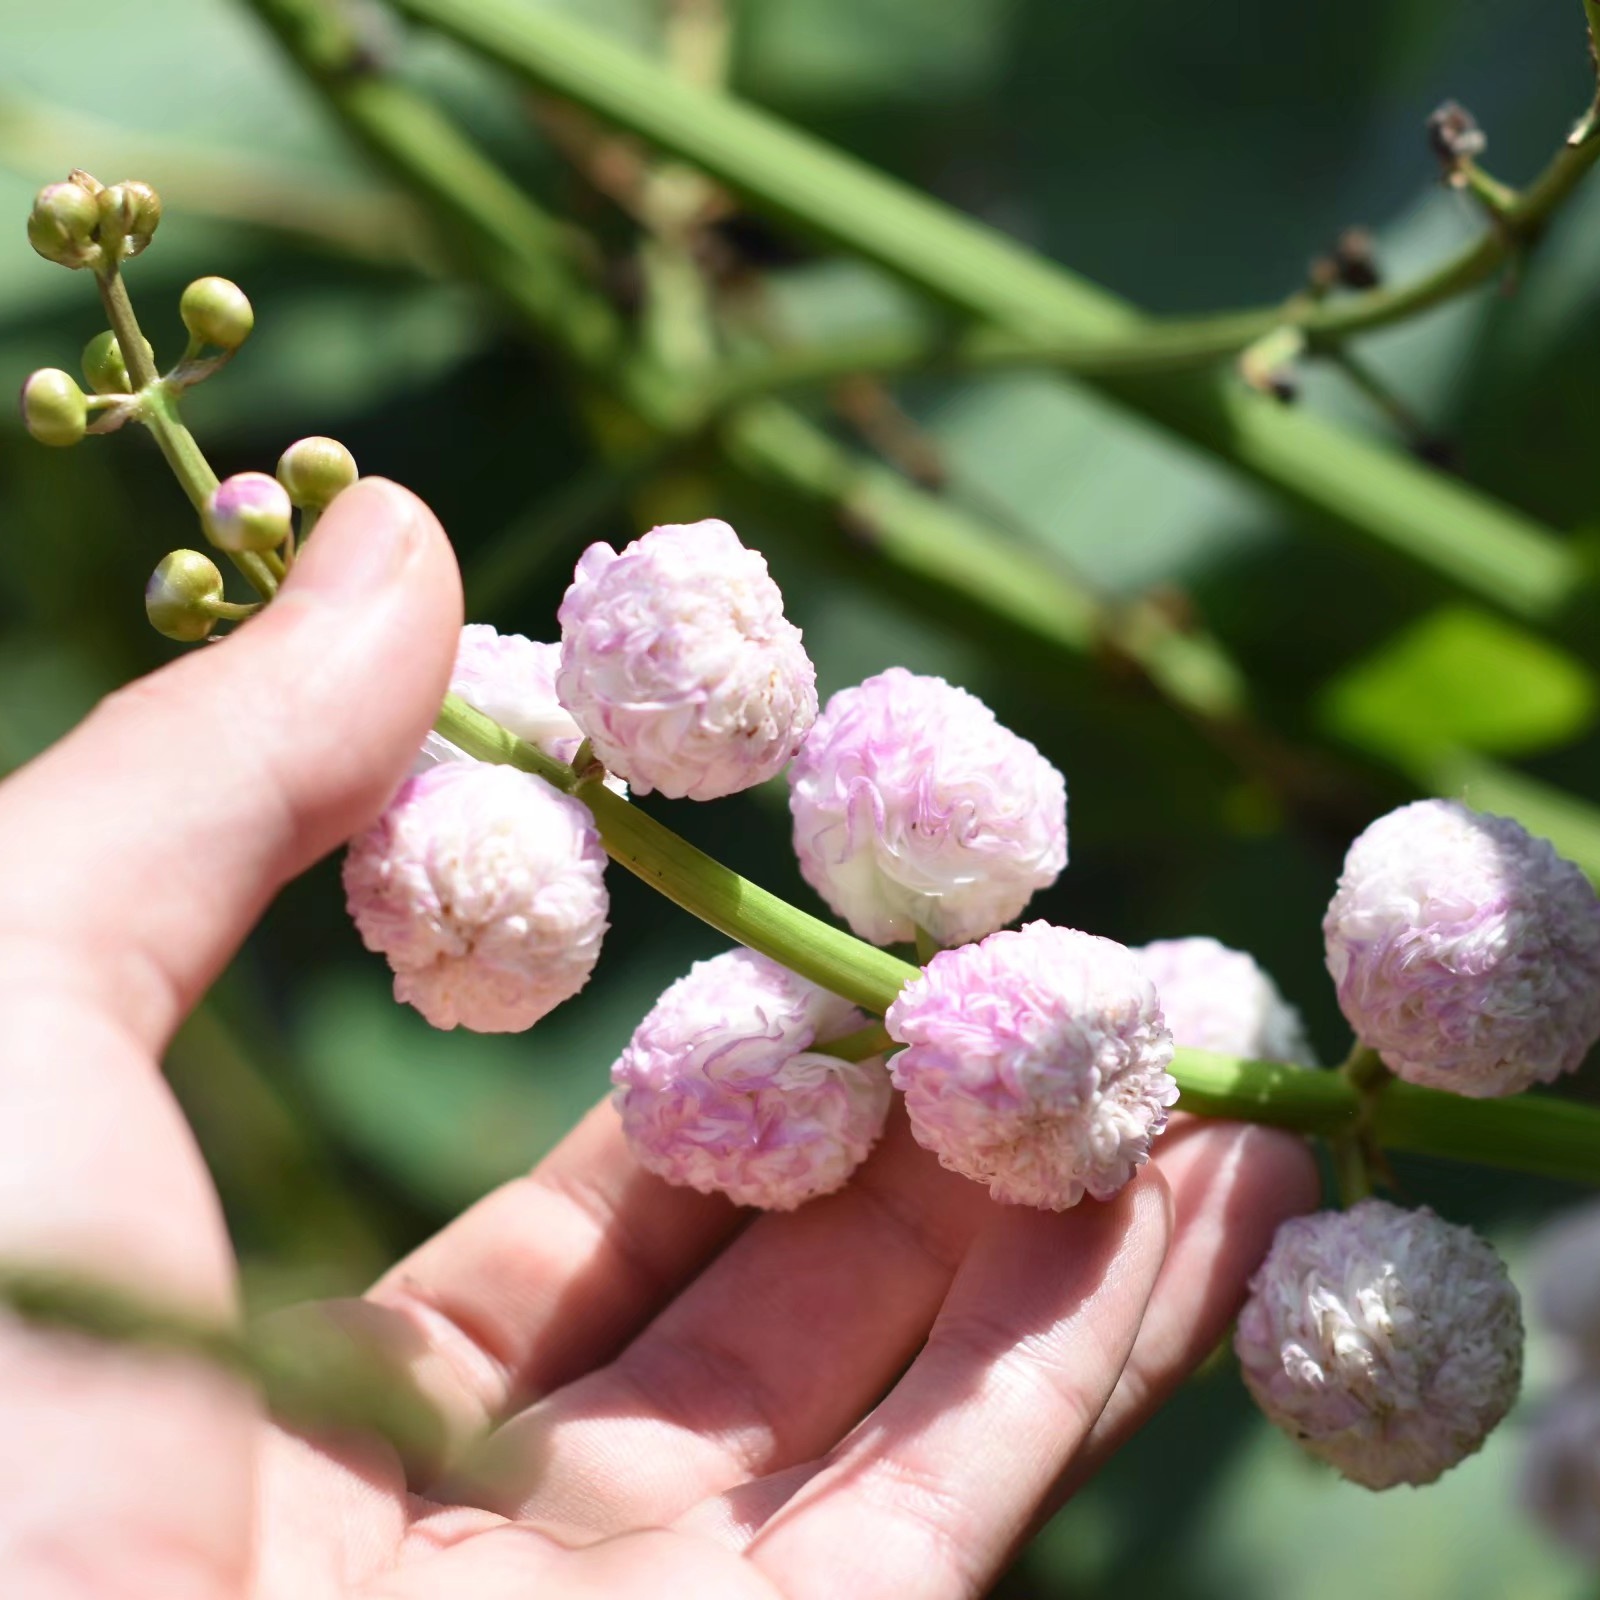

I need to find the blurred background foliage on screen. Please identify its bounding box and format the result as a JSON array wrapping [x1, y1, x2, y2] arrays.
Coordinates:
[[5, 0, 1600, 1592]]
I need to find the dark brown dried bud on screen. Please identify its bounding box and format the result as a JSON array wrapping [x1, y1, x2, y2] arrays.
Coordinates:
[[1428, 101, 1487, 167], [1333, 226, 1381, 290]]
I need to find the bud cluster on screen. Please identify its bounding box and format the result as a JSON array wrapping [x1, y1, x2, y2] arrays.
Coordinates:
[[26, 170, 160, 271]]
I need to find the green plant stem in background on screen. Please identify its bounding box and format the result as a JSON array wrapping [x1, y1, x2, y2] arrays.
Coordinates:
[[433, 693, 1600, 1187], [388, 0, 1597, 626], [237, 0, 1600, 856]]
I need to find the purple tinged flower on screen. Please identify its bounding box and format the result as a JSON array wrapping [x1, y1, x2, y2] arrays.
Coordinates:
[[611, 949, 892, 1209], [1235, 1200, 1523, 1490], [884, 922, 1176, 1210], [1323, 799, 1600, 1098], [1136, 936, 1317, 1066], [556, 519, 818, 800], [787, 668, 1067, 948], [1520, 1387, 1600, 1561], [343, 762, 608, 1033]]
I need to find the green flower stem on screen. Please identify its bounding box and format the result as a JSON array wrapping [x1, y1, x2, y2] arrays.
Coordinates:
[[95, 266, 280, 600], [388, 0, 1593, 624], [433, 694, 1600, 1186]]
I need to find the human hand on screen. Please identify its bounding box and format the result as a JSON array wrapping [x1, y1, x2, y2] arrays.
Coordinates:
[[0, 480, 1317, 1598]]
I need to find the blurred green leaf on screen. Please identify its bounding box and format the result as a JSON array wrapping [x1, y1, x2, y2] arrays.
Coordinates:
[[1320, 605, 1598, 762]]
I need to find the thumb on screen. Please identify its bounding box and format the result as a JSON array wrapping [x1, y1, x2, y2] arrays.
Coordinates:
[[0, 476, 464, 1051]]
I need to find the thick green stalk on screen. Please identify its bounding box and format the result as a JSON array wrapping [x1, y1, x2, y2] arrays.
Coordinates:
[[390, 0, 1591, 622]]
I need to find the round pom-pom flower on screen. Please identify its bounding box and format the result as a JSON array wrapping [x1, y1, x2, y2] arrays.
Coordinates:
[[1323, 799, 1600, 1097], [612, 949, 891, 1209], [556, 519, 817, 800], [788, 668, 1066, 948], [884, 922, 1176, 1209], [1137, 936, 1317, 1066], [1235, 1199, 1523, 1490], [343, 762, 607, 1033]]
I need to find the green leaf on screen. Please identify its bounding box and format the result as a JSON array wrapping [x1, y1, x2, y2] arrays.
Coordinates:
[[1319, 605, 1597, 762]]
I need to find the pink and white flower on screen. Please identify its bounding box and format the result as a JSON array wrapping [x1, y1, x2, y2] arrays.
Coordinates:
[[612, 949, 891, 1209], [1235, 1199, 1523, 1489], [557, 520, 817, 800], [885, 922, 1175, 1209], [788, 668, 1066, 948], [344, 762, 608, 1033]]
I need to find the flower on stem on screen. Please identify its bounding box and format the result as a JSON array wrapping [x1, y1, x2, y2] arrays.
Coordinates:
[[205, 471, 293, 554], [884, 922, 1176, 1210], [276, 436, 358, 509], [20, 368, 87, 447], [556, 518, 817, 800], [180, 276, 254, 351], [787, 667, 1066, 948], [1136, 936, 1317, 1066], [343, 762, 609, 1033], [145, 550, 225, 642], [1235, 1199, 1523, 1489], [1323, 799, 1600, 1097], [612, 948, 892, 1209]]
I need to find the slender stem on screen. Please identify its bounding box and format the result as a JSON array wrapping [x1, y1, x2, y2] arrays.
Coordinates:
[[299, 504, 323, 544], [1331, 1135, 1374, 1205], [208, 599, 262, 622], [432, 694, 1600, 1186], [914, 926, 940, 964], [94, 268, 280, 600]]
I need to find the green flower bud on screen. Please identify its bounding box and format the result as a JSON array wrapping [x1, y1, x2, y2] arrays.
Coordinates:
[[180, 276, 254, 351], [20, 368, 88, 447], [205, 471, 293, 553], [276, 436, 359, 509], [96, 180, 162, 260], [26, 181, 101, 269], [145, 550, 224, 642], [82, 329, 157, 395]]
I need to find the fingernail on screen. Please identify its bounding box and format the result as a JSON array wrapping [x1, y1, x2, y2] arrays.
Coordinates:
[[283, 478, 424, 601]]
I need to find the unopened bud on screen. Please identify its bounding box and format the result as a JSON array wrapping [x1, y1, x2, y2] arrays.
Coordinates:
[[26, 181, 101, 269], [20, 368, 88, 447], [180, 277, 254, 351], [275, 436, 358, 509], [96, 180, 162, 260], [205, 471, 293, 553], [81, 329, 156, 395], [146, 550, 224, 642]]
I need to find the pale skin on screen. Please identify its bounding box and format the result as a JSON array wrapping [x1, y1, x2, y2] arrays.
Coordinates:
[[0, 480, 1318, 1598]]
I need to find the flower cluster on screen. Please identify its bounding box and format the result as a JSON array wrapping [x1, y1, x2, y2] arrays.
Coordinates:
[[1235, 1200, 1523, 1489]]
